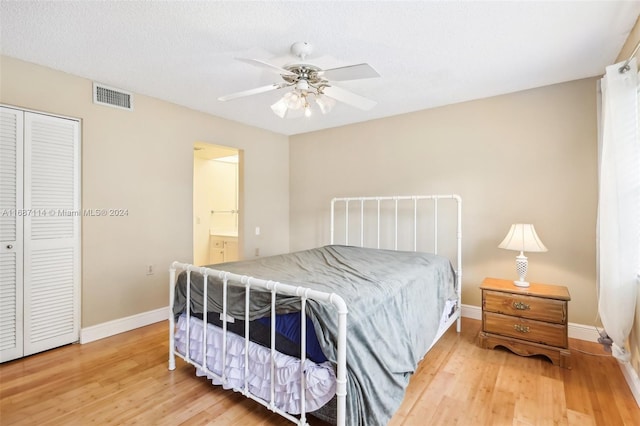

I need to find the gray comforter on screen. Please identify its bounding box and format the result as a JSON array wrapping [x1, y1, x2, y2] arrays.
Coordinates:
[[173, 245, 456, 426]]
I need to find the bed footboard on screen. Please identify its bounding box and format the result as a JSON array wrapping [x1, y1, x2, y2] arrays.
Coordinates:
[[168, 264, 348, 426]]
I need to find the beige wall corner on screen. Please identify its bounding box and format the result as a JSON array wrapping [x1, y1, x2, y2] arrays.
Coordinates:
[[616, 15, 640, 63]]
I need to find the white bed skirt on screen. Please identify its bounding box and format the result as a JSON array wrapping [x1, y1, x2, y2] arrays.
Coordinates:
[[174, 314, 337, 414]]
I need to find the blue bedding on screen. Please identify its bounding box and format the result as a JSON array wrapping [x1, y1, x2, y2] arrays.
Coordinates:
[[256, 313, 328, 363], [191, 311, 327, 363]]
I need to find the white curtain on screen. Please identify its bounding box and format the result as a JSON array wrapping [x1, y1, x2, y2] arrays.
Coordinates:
[[597, 58, 640, 362]]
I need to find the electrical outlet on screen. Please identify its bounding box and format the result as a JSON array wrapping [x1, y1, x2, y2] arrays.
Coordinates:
[[146, 264, 154, 275]]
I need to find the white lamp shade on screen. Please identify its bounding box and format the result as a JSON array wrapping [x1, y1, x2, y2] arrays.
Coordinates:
[[499, 224, 547, 253], [315, 94, 336, 114], [283, 91, 304, 109], [271, 90, 313, 118], [270, 97, 289, 118]]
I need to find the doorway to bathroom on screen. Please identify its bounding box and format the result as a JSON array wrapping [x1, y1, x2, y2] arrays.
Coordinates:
[[193, 142, 241, 266]]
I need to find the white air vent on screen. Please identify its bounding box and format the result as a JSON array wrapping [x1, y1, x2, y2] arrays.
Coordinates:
[[93, 82, 133, 111]]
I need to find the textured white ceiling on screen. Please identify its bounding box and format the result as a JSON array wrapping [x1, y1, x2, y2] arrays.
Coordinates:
[[1, 1, 639, 136]]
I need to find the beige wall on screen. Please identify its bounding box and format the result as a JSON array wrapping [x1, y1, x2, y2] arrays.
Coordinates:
[[615, 15, 640, 386], [290, 78, 599, 325], [0, 55, 290, 327]]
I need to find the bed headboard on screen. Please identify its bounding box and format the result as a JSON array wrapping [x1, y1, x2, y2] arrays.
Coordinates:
[[330, 194, 462, 281]]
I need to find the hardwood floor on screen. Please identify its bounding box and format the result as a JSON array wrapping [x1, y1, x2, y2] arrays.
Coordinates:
[[1, 317, 638, 425]]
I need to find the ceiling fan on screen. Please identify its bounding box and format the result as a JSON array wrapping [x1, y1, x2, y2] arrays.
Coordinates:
[[218, 41, 380, 118]]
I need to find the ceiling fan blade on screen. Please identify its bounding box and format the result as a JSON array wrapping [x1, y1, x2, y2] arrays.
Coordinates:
[[218, 83, 289, 101], [236, 58, 297, 77], [318, 63, 380, 81], [322, 85, 377, 110]]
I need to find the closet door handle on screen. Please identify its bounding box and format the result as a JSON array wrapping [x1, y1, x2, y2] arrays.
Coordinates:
[[6, 244, 13, 249]]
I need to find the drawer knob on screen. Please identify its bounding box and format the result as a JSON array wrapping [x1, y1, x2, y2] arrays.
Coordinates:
[[512, 301, 530, 310], [513, 324, 530, 333]]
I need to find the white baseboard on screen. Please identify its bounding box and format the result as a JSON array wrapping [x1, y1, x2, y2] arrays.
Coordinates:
[[566, 321, 600, 342], [619, 360, 640, 408], [80, 307, 169, 344], [460, 304, 600, 342], [461, 303, 482, 320]]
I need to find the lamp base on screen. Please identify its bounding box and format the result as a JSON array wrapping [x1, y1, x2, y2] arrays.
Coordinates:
[[513, 280, 530, 288]]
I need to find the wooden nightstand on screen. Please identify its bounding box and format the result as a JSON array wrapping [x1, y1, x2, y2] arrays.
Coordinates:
[[478, 277, 571, 368]]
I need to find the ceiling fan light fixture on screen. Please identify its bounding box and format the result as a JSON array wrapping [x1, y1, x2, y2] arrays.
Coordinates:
[[296, 79, 309, 91], [315, 94, 336, 115], [272, 89, 317, 118], [270, 97, 289, 118], [219, 41, 380, 121], [284, 91, 304, 109]]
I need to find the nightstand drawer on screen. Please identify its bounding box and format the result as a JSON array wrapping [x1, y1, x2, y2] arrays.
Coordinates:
[[483, 290, 566, 324], [483, 312, 568, 348]]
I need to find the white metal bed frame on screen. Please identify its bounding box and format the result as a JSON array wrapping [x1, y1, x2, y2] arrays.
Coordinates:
[[169, 194, 462, 426]]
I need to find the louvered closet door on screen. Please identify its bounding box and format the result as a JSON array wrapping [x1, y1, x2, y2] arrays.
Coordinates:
[[23, 112, 80, 356], [0, 107, 24, 362]]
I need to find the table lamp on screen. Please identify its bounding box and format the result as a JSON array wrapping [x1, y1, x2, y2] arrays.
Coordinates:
[[498, 224, 547, 287]]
